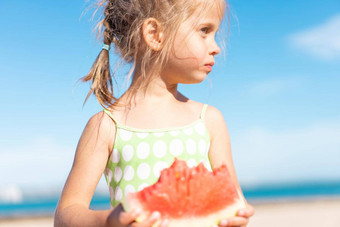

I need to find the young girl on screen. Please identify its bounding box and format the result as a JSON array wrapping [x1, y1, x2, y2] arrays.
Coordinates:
[[55, 0, 254, 226]]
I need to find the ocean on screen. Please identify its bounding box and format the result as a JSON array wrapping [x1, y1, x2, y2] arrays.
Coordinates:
[[1, 181, 340, 218]]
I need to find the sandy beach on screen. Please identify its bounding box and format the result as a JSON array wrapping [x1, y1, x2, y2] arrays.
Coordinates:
[[1, 198, 339, 227]]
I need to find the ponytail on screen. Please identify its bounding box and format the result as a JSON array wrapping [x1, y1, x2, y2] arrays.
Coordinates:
[[82, 28, 116, 108]]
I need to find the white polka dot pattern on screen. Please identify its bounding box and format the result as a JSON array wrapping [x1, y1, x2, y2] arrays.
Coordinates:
[[153, 132, 164, 137], [123, 165, 134, 181], [124, 184, 136, 196], [120, 129, 133, 141], [137, 163, 151, 180], [169, 139, 184, 156], [153, 161, 168, 178], [186, 139, 197, 155], [115, 186, 123, 201], [187, 158, 197, 168], [136, 142, 150, 159], [122, 145, 134, 162], [107, 169, 113, 183], [169, 130, 180, 136], [136, 132, 148, 139], [114, 167, 122, 182], [195, 122, 205, 135], [111, 149, 120, 163], [104, 109, 211, 207], [153, 141, 167, 158], [183, 127, 193, 135], [198, 139, 207, 155], [138, 183, 149, 191]]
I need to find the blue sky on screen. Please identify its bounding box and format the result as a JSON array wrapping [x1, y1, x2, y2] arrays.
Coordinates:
[[0, 0, 339, 198]]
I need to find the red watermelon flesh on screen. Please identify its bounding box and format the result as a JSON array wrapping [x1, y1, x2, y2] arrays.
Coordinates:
[[123, 159, 245, 227]]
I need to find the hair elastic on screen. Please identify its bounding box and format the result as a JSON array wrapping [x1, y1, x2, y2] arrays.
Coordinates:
[[102, 44, 110, 51]]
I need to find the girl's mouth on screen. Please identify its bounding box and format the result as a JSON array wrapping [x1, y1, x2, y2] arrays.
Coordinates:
[[204, 63, 214, 72]]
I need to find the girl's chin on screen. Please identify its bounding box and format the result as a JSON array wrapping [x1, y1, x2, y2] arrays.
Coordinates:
[[180, 76, 207, 85]]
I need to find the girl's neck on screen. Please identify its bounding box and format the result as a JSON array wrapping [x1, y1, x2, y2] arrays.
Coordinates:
[[133, 63, 181, 97], [120, 70, 183, 108], [144, 77, 178, 98]]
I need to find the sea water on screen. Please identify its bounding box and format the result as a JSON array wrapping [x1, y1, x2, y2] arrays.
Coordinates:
[[0, 194, 110, 218], [1, 181, 340, 218]]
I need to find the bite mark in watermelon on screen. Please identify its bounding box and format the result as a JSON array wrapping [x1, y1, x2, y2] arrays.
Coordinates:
[[123, 159, 246, 227]]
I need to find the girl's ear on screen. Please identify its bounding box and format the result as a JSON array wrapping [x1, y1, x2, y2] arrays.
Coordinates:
[[142, 18, 164, 51]]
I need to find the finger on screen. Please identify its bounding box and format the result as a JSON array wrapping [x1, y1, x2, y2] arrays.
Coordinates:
[[131, 211, 161, 227], [225, 216, 249, 226], [119, 208, 142, 225], [237, 204, 255, 218], [218, 219, 228, 226]]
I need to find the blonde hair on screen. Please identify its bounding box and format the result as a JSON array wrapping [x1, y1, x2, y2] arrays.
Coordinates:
[[82, 0, 227, 108]]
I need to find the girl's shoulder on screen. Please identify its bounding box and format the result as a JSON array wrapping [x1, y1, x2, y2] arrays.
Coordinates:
[[200, 104, 229, 140], [85, 111, 117, 152], [88, 111, 117, 130], [204, 105, 226, 125], [186, 99, 225, 123], [182, 98, 225, 121], [184, 99, 228, 139]]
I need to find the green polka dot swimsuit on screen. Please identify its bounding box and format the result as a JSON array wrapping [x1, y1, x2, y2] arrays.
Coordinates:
[[103, 104, 212, 208]]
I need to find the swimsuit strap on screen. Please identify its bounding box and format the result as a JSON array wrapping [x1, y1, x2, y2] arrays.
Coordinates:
[[104, 105, 208, 127], [103, 109, 118, 126], [200, 104, 208, 120]]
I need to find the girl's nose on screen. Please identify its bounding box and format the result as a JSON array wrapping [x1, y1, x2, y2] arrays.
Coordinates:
[[210, 40, 221, 56]]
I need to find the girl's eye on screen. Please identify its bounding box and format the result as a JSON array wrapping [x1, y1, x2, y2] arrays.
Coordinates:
[[200, 27, 209, 35]]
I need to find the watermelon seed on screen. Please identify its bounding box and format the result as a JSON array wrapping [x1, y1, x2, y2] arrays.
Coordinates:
[[175, 172, 180, 179]]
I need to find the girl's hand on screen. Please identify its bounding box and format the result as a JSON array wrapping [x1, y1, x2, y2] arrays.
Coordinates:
[[218, 203, 255, 227], [107, 203, 169, 227]]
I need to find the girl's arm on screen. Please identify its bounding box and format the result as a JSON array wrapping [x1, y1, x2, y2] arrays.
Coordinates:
[[205, 106, 255, 227], [205, 106, 242, 192], [54, 111, 116, 226], [54, 112, 165, 227]]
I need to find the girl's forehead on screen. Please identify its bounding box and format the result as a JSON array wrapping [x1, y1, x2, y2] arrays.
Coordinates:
[[186, 1, 225, 24], [189, 0, 225, 21]]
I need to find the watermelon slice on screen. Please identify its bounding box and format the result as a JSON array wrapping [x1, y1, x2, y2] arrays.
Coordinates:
[[123, 159, 246, 227]]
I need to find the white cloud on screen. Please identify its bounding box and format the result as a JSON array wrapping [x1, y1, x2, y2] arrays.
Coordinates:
[[232, 120, 340, 186], [0, 135, 108, 195], [288, 14, 340, 60], [0, 136, 74, 188], [248, 77, 301, 98]]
